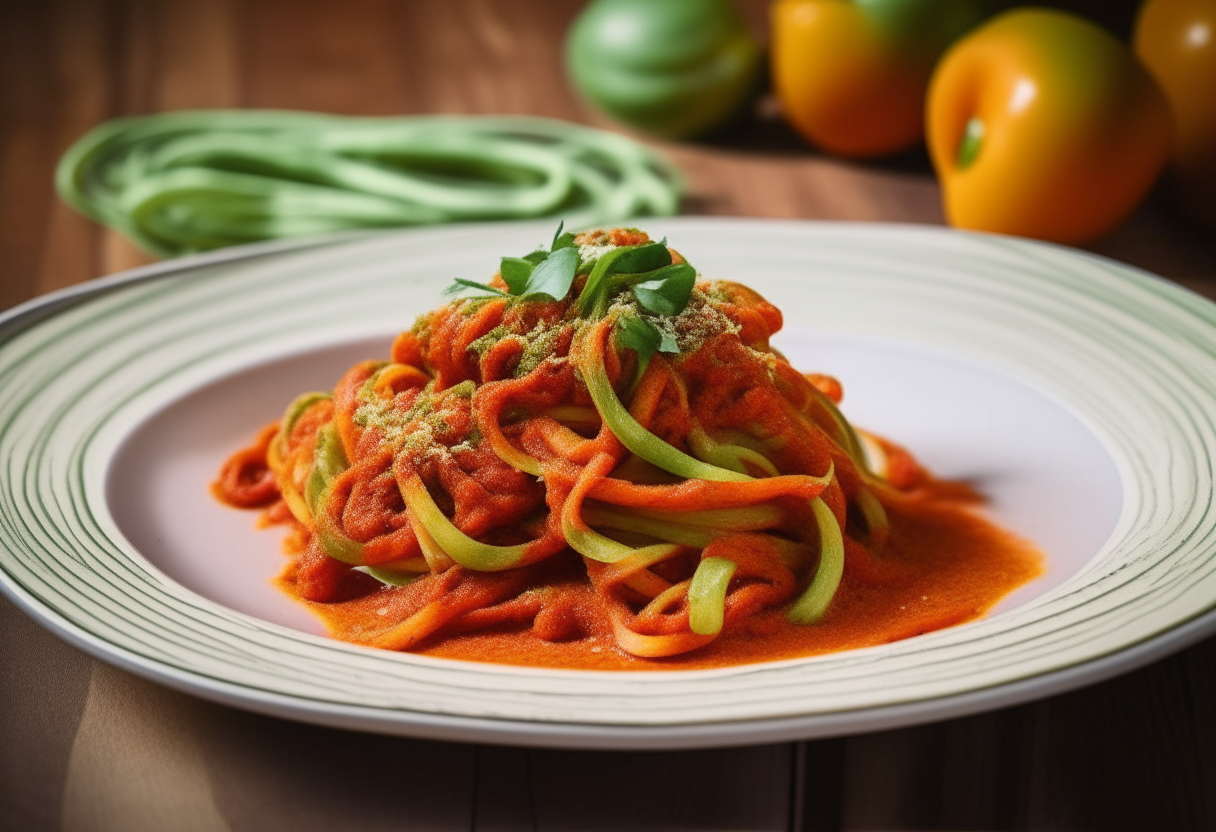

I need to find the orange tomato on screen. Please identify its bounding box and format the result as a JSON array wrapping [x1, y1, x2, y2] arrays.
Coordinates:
[[926, 9, 1172, 244], [1135, 0, 1216, 226], [770, 0, 991, 158]]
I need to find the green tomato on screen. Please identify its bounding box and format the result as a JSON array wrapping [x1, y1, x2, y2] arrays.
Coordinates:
[[856, 0, 997, 56], [565, 0, 762, 139]]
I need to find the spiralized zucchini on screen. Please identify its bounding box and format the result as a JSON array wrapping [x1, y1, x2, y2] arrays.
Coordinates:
[[55, 111, 684, 257], [214, 225, 908, 659]]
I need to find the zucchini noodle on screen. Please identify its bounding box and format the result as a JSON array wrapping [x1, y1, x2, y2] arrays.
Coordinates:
[[215, 227, 938, 660], [56, 111, 684, 257]]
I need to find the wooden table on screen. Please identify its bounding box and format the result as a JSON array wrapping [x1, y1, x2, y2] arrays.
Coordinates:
[[3, 2, 1215, 830]]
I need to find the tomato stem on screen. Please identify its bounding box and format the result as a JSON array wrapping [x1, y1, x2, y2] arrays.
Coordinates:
[[956, 116, 985, 169]]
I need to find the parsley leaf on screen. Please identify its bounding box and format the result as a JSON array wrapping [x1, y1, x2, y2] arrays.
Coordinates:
[[499, 257, 535, 294], [616, 313, 662, 384], [657, 328, 679, 353], [631, 263, 696, 316], [551, 221, 577, 251], [615, 313, 679, 388], [443, 278, 510, 297], [612, 242, 671, 275], [520, 245, 579, 300], [577, 242, 674, 318], [616, 313, 661, 359]]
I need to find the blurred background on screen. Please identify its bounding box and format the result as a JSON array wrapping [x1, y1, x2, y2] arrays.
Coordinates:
[[4, 0, 1213, 306], [2, 1, 1216, 830]]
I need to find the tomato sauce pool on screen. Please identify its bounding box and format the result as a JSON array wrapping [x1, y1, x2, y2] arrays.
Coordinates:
[[284, 492, 1042, 671]]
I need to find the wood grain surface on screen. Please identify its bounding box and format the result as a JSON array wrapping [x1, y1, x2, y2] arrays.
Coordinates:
[[2, 1, 1215, 830]]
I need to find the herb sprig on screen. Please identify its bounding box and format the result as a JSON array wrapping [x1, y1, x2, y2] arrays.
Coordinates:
[[446, 223, 698, 370]]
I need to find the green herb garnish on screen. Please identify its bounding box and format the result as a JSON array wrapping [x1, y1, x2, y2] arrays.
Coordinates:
[[551, 220, 578, 251], [629, 263, 695, 317], [447, 224, 697, 328], [443, 277, 510, 298], [518, 246, 579, 301], [615, 312, 678, 388], [499, 257, 535, 294]]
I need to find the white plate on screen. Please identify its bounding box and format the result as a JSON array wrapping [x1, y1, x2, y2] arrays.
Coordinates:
[[1, 218, 1214, 749]]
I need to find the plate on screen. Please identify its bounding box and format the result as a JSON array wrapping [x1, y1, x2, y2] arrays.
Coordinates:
[[2, 218, 1214, 750]]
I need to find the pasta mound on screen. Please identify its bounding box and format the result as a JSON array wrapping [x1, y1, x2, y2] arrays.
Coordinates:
[[216, 228, 944, 659]]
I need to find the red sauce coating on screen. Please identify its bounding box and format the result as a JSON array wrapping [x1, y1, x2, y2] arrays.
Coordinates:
[[267, 474, 1041, 670], [215, 230, 1043, 668]]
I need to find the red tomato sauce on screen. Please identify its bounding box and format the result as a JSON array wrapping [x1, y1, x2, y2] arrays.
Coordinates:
[[278, 490, 1042, 671]]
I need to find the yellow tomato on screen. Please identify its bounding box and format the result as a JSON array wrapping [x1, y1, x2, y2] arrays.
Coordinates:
[[1135, 0, 1216, 226], [771, 0, 990, 158], [926, 9, 1172, 244]]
